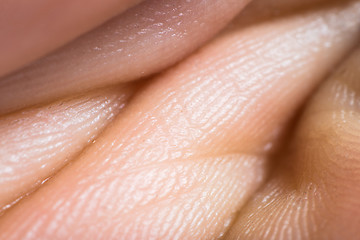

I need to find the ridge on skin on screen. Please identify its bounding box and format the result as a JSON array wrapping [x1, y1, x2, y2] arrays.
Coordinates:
[[0, 86, 134, 211], [225, 21, 360, 240], [0, 0, 145, 78], [0, 0, 251, 115], [0, 1, 359, 239]]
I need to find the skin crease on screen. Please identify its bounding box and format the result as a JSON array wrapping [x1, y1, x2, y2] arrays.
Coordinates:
[[0, 0, 144, 78], [229, 0, 352, 27], [225, 46, 360, 240], [0, 0, 251, 115], [1, 0, 360, 239], [0, 86, 134, 210]]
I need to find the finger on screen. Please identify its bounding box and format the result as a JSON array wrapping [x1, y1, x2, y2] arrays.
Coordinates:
[[294, 45, 360, 239], [0, 0, 251, 115], [0, 0, 338, 221], [225, 30, 360, 240], [0, 85, 134, 211], [1, 1, 359, 239], [0, 0, 144, 78]]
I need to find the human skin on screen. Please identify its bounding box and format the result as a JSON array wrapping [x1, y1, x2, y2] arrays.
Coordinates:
[[1, 0, 360, 239], [0, 0, 144, 77], [0, 0, 251, 114]]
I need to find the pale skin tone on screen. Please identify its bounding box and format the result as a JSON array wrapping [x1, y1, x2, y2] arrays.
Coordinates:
[[0, 0, 360, 239]]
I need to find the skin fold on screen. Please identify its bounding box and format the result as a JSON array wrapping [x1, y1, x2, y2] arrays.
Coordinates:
[[1, 0, 360, 239], [225, 42, 360, 240], [0, 0, 144, 78], [0, 0, 251, 115], [0, 86, 134, 210]]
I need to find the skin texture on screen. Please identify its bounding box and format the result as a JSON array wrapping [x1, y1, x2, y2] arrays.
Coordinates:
[[0, 0, 250, 115], [0, 86, 134, 210], [225, 41, 360, 240], [0, 0, 144, 78], [1, 0, 360, 239]]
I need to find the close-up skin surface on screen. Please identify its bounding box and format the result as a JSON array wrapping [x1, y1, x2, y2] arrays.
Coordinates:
[[0, 0, 251, 115], [1, 0, 360, 239], [0, 0, 144, 78], [225, 44, 360, 240], [0, 86, 134, 210]]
